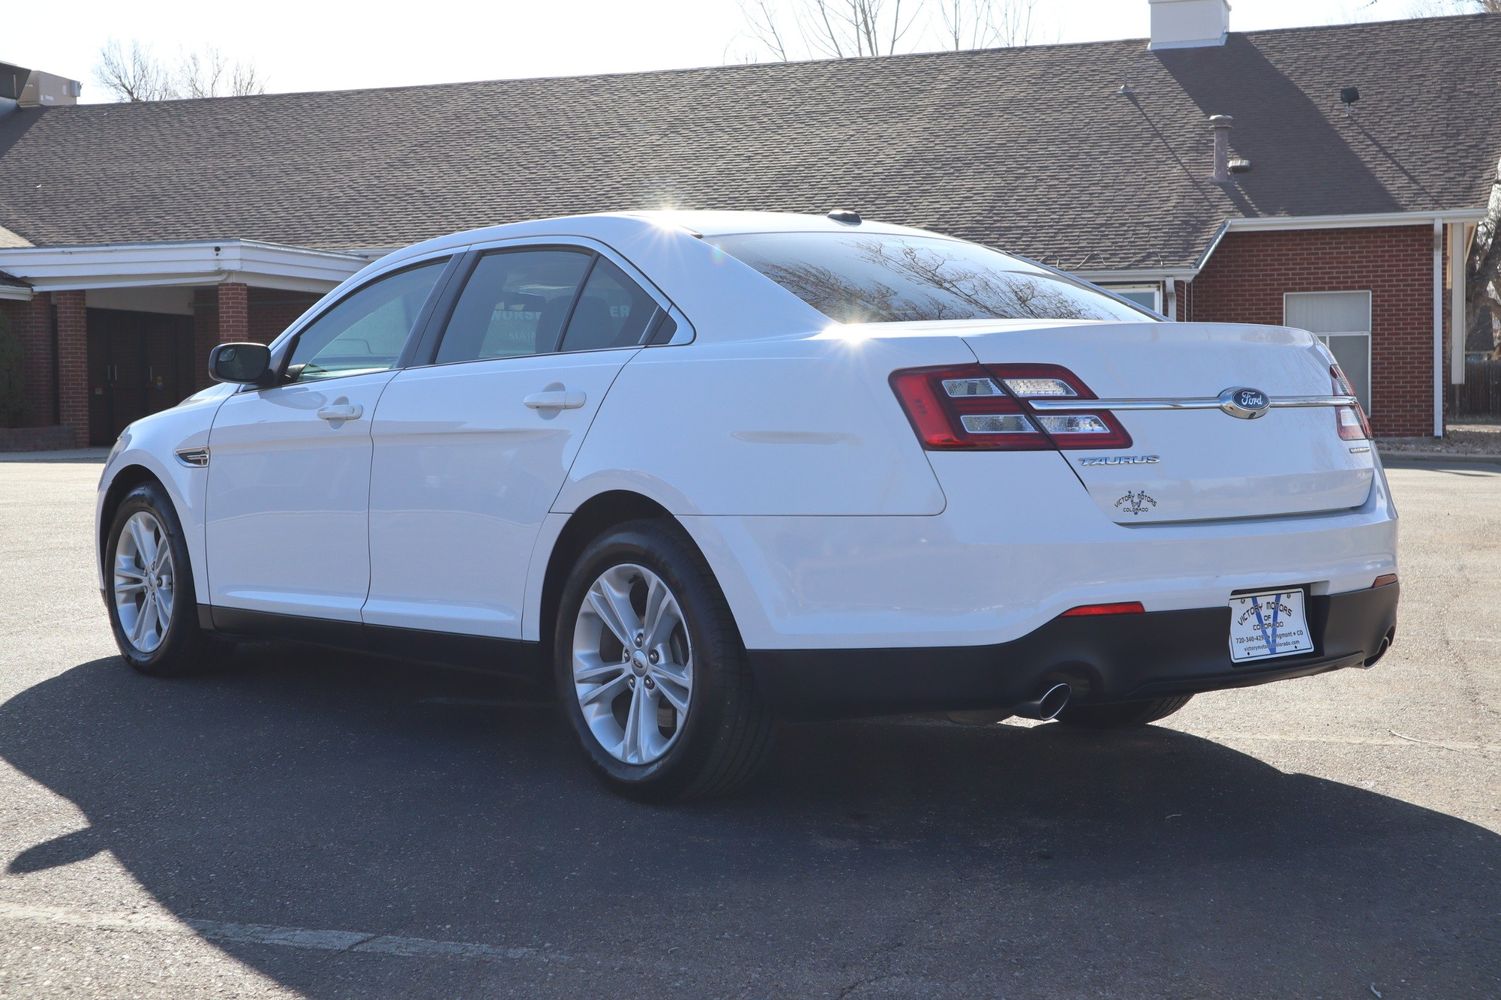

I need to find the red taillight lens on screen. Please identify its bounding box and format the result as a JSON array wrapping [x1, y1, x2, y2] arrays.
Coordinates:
[[890, 364, 1131, 452], [1331, 364, 1372, 441], [889, 366, 1052, 451], [1060, 601, 1146, 617]]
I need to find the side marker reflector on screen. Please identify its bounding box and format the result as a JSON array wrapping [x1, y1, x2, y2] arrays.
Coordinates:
[[1371, 574, 1398, 588]]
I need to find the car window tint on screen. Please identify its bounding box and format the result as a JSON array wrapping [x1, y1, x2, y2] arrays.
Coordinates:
[[558, 258, 659, 353], [436, 250, 593, 364], [707, 233, 1150, 324], [288, 260, 446, 381]]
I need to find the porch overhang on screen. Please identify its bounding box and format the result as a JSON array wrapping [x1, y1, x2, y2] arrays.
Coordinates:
[[0, 239, 371, 295]]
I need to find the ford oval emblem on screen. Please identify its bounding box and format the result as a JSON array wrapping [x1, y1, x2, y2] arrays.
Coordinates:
[[1218, 386, 1271, 420]]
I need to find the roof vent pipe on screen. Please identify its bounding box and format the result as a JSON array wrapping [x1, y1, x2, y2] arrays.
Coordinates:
[[1210, 114, 1234, 183]]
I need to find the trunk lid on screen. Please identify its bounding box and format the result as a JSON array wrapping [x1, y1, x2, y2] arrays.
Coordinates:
[[960, 321, 1375, 523]]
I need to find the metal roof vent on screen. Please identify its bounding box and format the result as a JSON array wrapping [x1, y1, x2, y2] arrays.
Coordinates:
[[1148, 0, 1231, 51], [0, 62, 82, 109]]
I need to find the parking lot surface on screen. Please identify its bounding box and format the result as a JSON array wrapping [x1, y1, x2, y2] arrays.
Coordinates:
[[0, 455, 1497, 999]]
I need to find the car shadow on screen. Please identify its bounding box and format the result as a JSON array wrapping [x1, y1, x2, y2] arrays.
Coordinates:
[[2, 647, 1497, 998]]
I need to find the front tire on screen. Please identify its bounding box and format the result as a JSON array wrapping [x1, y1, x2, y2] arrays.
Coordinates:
[[554, 520, 773, 801], [104, 481, 226, 677], [1054, 694, 1193, 729]]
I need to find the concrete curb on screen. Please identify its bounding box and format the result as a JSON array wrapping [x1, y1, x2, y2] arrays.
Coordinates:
[[0, 447, 110, 463], [1378, 451, 1501, 467]]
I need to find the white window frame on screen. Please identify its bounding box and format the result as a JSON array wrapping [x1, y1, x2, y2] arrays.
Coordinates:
[[1102, 283, 1163, 315], [1284, 290, 1373, 415]]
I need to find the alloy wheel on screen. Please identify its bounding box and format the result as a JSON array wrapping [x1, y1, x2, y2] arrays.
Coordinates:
[[571, 563, 693, 765], [113, 510, 174, 654]]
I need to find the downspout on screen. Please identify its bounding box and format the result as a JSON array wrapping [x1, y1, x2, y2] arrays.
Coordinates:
[[49, 295, 60, 426], [1449, 223, 1468, 386], [1432, 220, 1444, 438]]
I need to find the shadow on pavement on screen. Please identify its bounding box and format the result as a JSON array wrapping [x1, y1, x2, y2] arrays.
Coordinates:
[[3, 647, 1497, 998]]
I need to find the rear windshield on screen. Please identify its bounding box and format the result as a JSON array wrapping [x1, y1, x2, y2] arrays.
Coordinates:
[[708, 232, 1151, 324]]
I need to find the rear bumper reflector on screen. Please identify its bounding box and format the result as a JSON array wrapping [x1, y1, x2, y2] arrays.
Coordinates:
[[1060, 601, 1146, 617]]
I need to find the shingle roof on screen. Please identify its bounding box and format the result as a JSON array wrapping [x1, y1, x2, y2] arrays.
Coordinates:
[[0, 269, 29, 289], [0, 14, 1496, 271]]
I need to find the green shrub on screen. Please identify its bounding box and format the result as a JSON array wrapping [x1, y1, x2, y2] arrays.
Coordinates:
[[0, 311, 24, 428]]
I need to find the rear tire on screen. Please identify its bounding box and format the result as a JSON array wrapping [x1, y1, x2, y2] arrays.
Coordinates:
[[1054, 694, 1193, 729], [104, 481, 229, 677], [553, 519, 773, 801]]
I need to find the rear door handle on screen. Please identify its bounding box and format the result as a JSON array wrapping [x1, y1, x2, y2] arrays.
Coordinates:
[[317, 400, 364, 423], [523, 389, 587, 411]]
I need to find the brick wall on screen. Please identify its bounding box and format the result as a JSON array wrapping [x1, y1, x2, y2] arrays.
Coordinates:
[[191, 285, 321, 389], [0, 294, 57, 427], [249, 288, 321, 344], [54, 291, 88, 447], [1186, 226, 1437, 437]]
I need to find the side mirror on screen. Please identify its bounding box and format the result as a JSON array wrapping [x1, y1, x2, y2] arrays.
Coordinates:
[[208, 342, 272, 385]]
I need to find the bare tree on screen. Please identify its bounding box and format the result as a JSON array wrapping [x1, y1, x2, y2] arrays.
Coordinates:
[[95, 40, 174, 102], [796, 0, 923, 59], [177, 48, 266, 99], [94, 40, 266, 102], [938, 0, 1042, 48], [1398, 0, 1501, 14], [738, 0, 1038, 62], [1467, 157, 1501, 356]]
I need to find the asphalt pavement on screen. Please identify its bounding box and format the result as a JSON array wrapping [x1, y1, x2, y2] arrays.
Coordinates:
[[0, 455, 1497, 999]]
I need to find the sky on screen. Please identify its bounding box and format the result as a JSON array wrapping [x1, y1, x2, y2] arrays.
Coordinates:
[[4, 0, 1458, 102]]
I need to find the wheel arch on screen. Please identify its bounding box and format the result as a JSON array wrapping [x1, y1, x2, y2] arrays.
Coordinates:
[[531, 490, 761, 661], [98, 464, 168, 571], [96, 451, 209, 605]]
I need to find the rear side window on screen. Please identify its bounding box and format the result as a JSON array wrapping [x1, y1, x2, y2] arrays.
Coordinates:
[[287, 260, 446, 381], [708, 232, 1149, 325], [436, 249, 593, 364], [558, 258, 659, 353]]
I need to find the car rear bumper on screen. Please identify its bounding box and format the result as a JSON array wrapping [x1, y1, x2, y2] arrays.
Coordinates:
[[746, 582, 1398, 717]]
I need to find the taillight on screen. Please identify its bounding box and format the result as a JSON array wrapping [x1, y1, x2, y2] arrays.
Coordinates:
[[890, 364, 1131, 451], [1331, 364, 1371, 441]]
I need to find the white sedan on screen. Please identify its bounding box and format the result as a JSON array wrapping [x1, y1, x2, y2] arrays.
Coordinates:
[[96, 211, 1399, 799]]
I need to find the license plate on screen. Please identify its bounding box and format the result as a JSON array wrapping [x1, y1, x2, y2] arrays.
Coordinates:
[[1228, 589, 1314, 663]]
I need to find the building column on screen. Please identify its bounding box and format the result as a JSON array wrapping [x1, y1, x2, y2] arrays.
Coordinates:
[[2, 293, 58, 427], [217, 282, 249, 344], [54, 290, 89, 447]]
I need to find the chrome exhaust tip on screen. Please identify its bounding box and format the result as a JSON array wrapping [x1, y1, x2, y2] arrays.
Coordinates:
[[1361, 628, 1396, 668], [1013, 682, 1073, 721]]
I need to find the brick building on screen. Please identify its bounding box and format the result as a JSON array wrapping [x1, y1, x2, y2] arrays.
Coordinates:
[[0, 2, 1497, 447]]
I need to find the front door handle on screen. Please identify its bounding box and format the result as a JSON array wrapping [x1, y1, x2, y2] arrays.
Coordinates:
[[317, 399, 364, 423], [523, 388, 587, 411]]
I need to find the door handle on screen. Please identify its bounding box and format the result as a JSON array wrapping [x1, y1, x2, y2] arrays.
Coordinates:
[[316, 400, 364, 423], [523, 388, 587, 411]]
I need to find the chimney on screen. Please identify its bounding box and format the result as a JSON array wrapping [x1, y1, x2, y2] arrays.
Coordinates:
[[1209, 114, 1233, 182], [1149, 0, 1231, 50]]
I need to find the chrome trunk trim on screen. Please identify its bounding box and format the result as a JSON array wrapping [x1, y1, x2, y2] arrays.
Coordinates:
[[1027, 395, 1358, 412]]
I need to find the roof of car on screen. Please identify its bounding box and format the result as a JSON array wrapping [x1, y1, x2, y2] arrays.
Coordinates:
[[373, 210, 951, 266], [0, 14, 1496, 270]]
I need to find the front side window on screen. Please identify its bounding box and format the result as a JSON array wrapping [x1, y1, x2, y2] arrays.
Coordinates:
[[287, 260, 446, 381], [708, 232, 1150, 325], [435, 249, 593, 364]]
